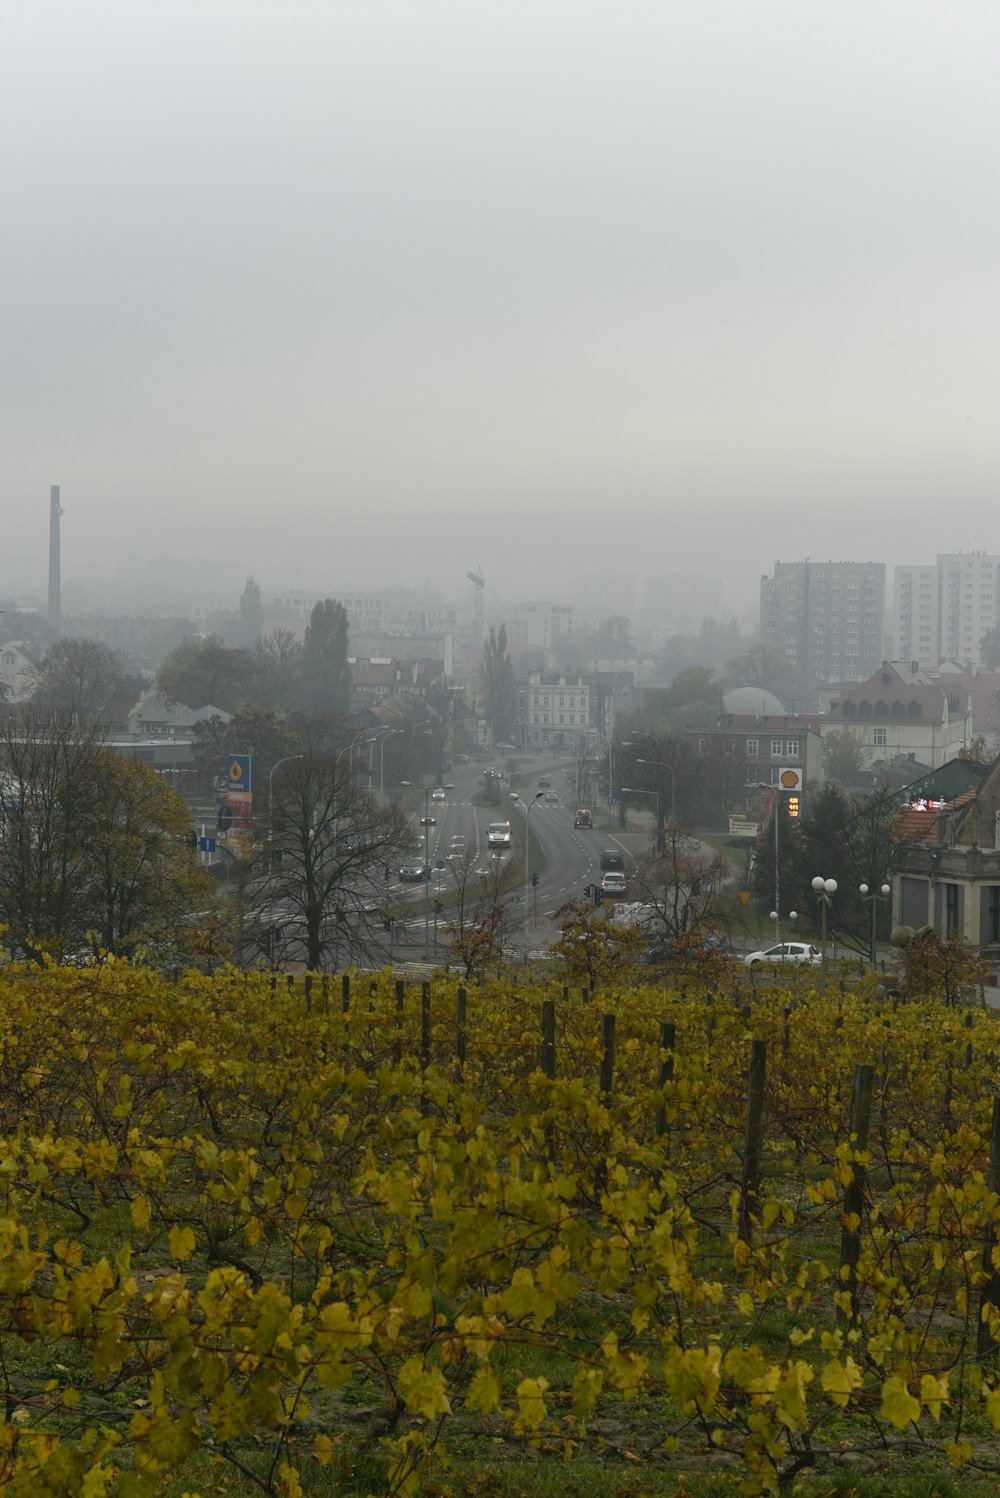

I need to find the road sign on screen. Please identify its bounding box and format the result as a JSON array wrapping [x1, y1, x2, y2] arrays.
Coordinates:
[[227, 755, 253, 793], [607, 797, 619, 808], [199, 836, 217, 853], [739, 890, 751, 905]]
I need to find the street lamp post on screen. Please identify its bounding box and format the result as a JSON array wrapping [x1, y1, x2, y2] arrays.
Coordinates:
[[812, 876, 838, 993], [335, 727, 375, 779], [267, 755, 304, 852], [757, 784, 784, 946], [621, 787, 660, 851], [510, 790, 544, 899], [376, 729, 403, 796], [859, 882, 892, 967]]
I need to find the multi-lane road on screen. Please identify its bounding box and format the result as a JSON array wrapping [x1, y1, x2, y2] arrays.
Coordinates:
[[391, 753, 634, 917]]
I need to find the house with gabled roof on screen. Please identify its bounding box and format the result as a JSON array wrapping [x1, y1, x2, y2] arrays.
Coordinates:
[[824, 661, 972, 774], [891, 755, 1000, 945]]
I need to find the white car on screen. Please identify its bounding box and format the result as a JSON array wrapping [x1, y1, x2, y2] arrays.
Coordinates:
[[743, 942, 820, 968], [431, 788, 446, 801]]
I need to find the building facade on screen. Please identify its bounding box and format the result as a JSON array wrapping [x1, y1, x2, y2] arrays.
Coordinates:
[[517, 674, 591, 751], [823, 661, 973, 774], [760, 561, 885, 701], [893, 553, 1000, 670]]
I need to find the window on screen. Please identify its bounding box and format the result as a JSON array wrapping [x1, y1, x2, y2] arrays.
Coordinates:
[[945, 883, 960, 938], [785, 739, 799, 756], [746, 738, 758, 756], [987, 887, 1000, 945], [873, 728, 887, 746], [771, 739, 783, 756]]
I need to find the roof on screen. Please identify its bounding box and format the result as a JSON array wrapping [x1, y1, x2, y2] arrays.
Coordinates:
[[828, 661, 964, 725], [891, 788, 978, 845]]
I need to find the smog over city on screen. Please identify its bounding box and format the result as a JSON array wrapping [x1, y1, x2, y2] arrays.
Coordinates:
[[3, 0, 999, 626]]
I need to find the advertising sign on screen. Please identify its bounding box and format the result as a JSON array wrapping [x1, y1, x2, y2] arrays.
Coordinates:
[[227, 755, 253, 794]]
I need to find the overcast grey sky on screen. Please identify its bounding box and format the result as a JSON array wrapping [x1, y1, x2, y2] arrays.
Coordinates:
[[3, 2, 999, 616]]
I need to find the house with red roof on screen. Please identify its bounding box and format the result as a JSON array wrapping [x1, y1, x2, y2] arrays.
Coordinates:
[[892, 757, 1000, 945]]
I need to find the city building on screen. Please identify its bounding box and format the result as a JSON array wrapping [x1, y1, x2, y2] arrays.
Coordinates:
[[642, 572, 725, 636], [517, 674, 591, 751], [685, 686, 823, 825], [506, 601, 575, 659], [823, 661, 972, 774], [574, 570, 636, 625], [760, 560, 885, 702], [893, 553, 1000, 670], [891, 756, 1000, 945]]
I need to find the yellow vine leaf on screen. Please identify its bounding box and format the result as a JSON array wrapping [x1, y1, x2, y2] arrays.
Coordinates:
[[168, 1225, 196, 1262], [880, 1376, 920, 1429]]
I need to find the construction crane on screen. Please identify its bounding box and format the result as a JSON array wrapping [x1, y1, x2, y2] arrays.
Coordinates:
[[466, 569, 485, 636]]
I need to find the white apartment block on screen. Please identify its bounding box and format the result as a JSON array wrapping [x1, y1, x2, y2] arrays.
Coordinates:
[[893, 554, 1000, 669], [517, 675, 591, 751], [507, 602, 575, 655], [893, 566, 939, 670], [575, 570, 636, 623]]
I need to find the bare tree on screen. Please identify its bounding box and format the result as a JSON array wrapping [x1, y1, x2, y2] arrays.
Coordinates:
[[251, 755, 413, 971], [0, 707, 105, 960], [442, 850, 523, 978], [29, 637, 122, 719]]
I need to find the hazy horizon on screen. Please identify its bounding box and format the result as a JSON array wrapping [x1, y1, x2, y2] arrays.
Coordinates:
[[4, 2, 999, 619]]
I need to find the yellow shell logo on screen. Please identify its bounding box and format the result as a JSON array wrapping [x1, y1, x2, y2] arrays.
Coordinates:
[[229, 760, 243, 782], [779, 768, 800, 789]]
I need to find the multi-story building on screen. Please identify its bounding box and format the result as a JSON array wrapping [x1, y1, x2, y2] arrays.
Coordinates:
[[516, 674, 591, 751], [506, 602, 575, 658], [823, 661, 972, 774], [642, 573, 725, 636], [893, 565, 939, 670], [760, 560, 885, 702], [574, 570, 636, 625], [893, 553, 1000, 670]]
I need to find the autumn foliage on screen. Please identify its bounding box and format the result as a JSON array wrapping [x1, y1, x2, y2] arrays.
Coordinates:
[[0, 959, 999, 1493]]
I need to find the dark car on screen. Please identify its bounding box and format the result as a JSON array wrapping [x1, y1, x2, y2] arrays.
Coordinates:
[[399, 860, 429, 882], [574, 809, 593, 829], [419, 814, 437, 826], [599, 849, 625, 872]]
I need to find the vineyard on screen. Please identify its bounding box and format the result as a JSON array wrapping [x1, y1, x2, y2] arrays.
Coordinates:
[[1, 960, 1000, 1496]]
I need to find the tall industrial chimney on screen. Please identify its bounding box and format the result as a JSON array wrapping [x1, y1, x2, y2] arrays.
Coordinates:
[[48, 484, 63, 635]]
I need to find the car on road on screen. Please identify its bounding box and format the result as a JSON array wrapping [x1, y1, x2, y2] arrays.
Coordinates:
[[743, 942, 820, 967], [544, 790, 559, 803], [399, 860, 429, 881], [599, 848, 625, 872], [420, 814, 437, 826], [599, 872, 628, 896], [487, 821, 512, 849], [574, 809, 593, 829], [538, 774, 551, 788], [431, 788, 446, 801]]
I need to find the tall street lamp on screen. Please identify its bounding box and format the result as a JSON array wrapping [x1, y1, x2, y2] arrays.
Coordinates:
[[812, 876, 838, 993], [859, 882, 891, 967], [267, 754, 304, 852], [637, 757, 675, 829], [510, 790, 544, 898], [375, 728, 402, 796], [336, 727, 375, 778], [621, 787, 660, 852], [758, 784, 784, 946]]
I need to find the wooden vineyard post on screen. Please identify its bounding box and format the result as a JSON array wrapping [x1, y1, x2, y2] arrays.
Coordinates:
[[541, 999, 556, 1081], [456, 985, 467, 1075], [976, 1094, 1000, 1361], [303, 974, 313, 1012], [781, 1005, 791, 1056], [738, 1040, 767, 1246], [839, 1062, 875, 1324], [420, 981, 431, 1116], [393, 978, 405, 1067], [595, 1013, 616, 1196], [655, 1020, 676, 1147], [965, 1009, 975, 1070], [342, 973, 351, 1013]]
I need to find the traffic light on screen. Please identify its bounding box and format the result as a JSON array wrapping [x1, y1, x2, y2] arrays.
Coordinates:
[[434, 900, 443, 916], [532, 873, 539, 887], [787, 795, 800, 819], [217, 802, 233, 833]]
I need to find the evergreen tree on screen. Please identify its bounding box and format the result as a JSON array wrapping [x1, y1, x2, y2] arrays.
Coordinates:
[[301, 600, 351, 713], [480, 624, 515, 739], [239, 576, 263, 646]]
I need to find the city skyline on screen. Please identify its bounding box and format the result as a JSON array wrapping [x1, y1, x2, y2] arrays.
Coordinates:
[[4, 4, 1000, 608]]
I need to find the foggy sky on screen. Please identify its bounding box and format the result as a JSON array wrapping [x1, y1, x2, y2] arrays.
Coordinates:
[[3, 2, 999, 619]]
